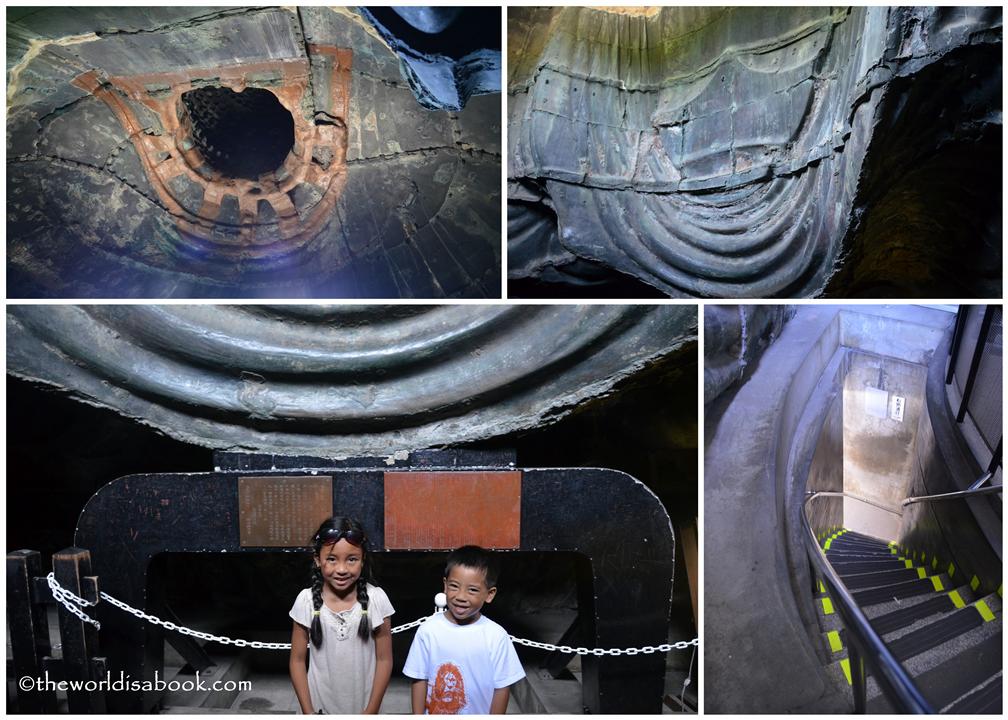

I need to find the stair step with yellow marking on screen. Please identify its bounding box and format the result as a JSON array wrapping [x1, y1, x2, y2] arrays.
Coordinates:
[[864, 587, 975, 634], [885, 595, 1000, 662], [842, 567, 930, 590], [832, 557, 915, 575], [852, 574, 952, 605], [867, 632, 1003, 713]]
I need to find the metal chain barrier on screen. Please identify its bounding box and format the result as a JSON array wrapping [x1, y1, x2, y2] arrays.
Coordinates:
[[509, 636, 699, 656], [46, 573, 100, 628], [46, 573, 698, 655]]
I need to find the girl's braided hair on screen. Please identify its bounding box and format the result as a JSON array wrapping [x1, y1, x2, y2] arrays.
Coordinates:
[[309, 516, 373, 648]]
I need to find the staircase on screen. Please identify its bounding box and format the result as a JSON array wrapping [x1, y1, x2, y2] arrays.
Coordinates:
[[814, 529, 1002, 713]]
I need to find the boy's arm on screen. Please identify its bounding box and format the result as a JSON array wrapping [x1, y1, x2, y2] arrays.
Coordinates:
[[410, 679, 429, 714], [489, 686, 510, 714], [362, 618, 393, 713], [288, 622, 314, 714]]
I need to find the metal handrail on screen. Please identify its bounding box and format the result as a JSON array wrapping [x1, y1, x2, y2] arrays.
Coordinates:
[[902, 485, 1002, 507], [801, 492, 933, 713]]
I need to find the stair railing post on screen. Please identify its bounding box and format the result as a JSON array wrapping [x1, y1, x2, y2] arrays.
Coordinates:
[[52, 547, 106, 713], [849, 643, 867, 713], [7, 550, 58, 713]]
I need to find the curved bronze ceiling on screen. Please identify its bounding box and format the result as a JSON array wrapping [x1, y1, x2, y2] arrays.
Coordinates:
[[7, 305, 697, 456]]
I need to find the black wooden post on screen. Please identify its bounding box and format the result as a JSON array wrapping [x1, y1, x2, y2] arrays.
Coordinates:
[[52, 547, 104, 713], [6, 550, 57, 713]]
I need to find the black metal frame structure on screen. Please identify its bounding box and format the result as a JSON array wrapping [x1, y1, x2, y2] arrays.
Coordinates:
[[71, 461, 676, 714], [946, 305, 1003, 455]]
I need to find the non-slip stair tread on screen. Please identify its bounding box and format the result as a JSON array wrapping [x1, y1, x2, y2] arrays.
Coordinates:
[[921, 632, 1002, 714], [866, 594, 959, 636], [838, 594, 965, 649], [866, 619, 1003, 707], [842, 568, 926, 590], [827, 549, 901, 560], [827, 531, 887, 542], [829, 538, 891, 549], [853, 575, 951, 606], [833, 558, 911, 575], [841, 531, 888, 543], [886, 599, 997, 662], [868, 632, 1002, 714], [828, 554, 904, 565], [862, 586, 974, 621], [827, 540, 893, 550], [943, 670, 1002, 714]]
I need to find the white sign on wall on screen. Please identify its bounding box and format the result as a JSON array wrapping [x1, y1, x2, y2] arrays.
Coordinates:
[[865, 386, 889, 418], [890, 395, 906, 422]]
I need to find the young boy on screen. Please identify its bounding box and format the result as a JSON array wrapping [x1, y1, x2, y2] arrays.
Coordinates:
[[403, 546, 525, 714]]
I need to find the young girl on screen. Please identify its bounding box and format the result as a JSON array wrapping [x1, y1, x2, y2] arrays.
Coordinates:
[[289, 517, 394, 714]]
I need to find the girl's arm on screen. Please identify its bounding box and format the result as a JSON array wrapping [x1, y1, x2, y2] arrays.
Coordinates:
[[289, 622, 315, 714], [489, 686, 511, 714], [362, 617, 393, 713]]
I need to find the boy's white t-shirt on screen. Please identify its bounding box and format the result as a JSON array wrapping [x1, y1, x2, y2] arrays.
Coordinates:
[[289, 583, 394, 714], [403, 611, 526, 714]]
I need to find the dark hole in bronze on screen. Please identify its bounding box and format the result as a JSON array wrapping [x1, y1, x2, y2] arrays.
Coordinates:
[[181, 87, 295, 180]]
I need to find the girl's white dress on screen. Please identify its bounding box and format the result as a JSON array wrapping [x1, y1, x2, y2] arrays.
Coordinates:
[[289, 583, 395, 713]]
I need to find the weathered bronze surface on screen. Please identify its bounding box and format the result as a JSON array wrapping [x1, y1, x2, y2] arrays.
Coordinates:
[[7, 304, 697, 456], [508, 6, 1002, 298], [238, 475, 332, 547]]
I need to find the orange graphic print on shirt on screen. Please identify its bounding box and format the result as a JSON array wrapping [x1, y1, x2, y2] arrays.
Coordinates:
[[427, 662, 467, 714]]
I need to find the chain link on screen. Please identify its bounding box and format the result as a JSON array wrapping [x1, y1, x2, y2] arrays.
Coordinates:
[[46, 573, 100, 629], [389, 617, 428, 634], [509, 636, 698, 656], [45, 573, 698, 655]]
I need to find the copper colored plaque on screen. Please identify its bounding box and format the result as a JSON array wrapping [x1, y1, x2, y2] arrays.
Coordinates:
[[239, 476, 332, 547], [384, 472, 521, 549]]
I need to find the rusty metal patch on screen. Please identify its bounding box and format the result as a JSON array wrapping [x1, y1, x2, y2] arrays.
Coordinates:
[[238, 475, 333, 547], [384, 472, 522, 549], [72, 48, 351, 258]]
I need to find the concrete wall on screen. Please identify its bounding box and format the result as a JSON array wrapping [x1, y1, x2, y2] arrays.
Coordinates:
[[705, 305, 851, 713], [807, 381, 843, 535], [838, 306, 948, 365], [841, 351, 928, 541]]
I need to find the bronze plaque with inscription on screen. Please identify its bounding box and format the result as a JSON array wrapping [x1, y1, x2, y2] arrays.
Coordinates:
[[238, 476, 333, 547], [384, 471, 521, 549]]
